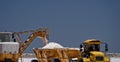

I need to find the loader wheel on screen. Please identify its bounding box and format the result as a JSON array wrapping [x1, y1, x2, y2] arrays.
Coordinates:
[[31, 60, 38, 62], [53, 58, 60, 62], [79, 59, 83, 62]]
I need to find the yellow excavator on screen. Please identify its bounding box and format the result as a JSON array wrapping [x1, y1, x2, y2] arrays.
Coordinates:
[[0, 28, 49, 62]]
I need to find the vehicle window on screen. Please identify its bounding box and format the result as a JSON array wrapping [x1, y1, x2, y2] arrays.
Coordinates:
[[0, 34, 10, 42]]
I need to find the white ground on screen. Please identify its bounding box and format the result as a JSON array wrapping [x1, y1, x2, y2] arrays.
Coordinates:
[[18, 58, 37, 62], [110, 57, 120, 62], [18, 57, 120, 62]]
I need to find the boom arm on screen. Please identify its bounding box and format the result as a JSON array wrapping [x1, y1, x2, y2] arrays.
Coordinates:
[[14, 28, 49, 57]]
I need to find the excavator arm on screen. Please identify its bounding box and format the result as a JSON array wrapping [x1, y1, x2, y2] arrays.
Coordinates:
[[14, 28, 49, 57]]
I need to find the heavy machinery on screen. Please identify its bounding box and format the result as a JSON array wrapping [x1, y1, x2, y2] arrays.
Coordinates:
[[33, 39, 110, 62], [0, 28, 110, 62], [0, 32, 19, 62], [33, 43, 81, 62], [0, 28, 49, 62], [79, 39, 110, 62]]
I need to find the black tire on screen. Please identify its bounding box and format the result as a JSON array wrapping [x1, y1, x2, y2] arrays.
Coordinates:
[[53, 58, 60, 62], [79, 59, 83, 62], [5, 59, 13, 62], [31, 60, 38, 62]]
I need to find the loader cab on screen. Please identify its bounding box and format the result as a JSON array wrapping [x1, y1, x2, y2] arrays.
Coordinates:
[[80, 39, 108, 52], [80, 39, 108, 57], [84, 40, 101, 52]]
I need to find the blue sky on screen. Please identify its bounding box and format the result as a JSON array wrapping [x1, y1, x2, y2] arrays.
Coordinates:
[[0, 0, 120, 52]]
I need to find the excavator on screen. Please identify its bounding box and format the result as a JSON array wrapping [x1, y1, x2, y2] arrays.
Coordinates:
[[0, 28, 49, 62]]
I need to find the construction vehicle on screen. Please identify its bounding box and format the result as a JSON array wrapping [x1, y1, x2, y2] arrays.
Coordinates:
[[33, 42, 81, 62], [33, 39, 110, 62], [0, 28, 49, 62], [0, 32, 19, 62], [79, 39, 110, 62], [0, 28, 110, 62]]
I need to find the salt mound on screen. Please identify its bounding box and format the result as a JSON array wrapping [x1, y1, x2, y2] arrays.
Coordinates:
[[42, 42, 64, 49]]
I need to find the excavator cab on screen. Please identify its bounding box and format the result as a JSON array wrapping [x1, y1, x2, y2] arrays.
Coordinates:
[[0, 32, 19, 54], [0, 32, 19, 62], [0, 32, 15, 42]]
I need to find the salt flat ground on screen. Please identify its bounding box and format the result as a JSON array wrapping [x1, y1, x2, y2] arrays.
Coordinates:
[[18, 57, 120, 62], [110, 58, 120, 62]]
